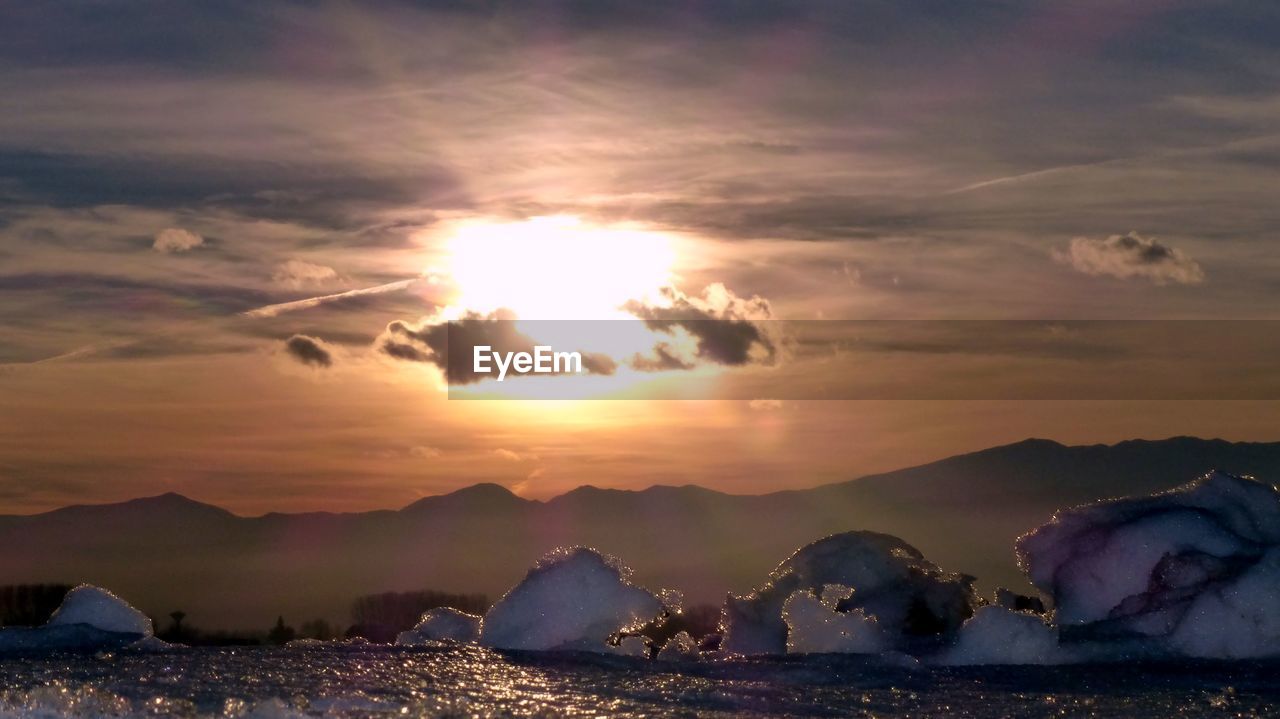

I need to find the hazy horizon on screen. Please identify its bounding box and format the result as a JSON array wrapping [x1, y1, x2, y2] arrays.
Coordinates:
[[2, 434, 1277, 517]]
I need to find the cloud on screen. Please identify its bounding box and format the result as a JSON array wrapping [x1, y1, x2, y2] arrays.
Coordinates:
[[624, 283, 777, 368], [409, 446, 442, 459], [378, 310, 614, 385], [748, 399, 784, 410], [1055, 232, 1205, 285], [579, 352, 619, 376], [630, 342, 695, 371], [242, 279, 417, 318], [273, 259, 338, 289], [282, 334, 333, 368], [493, 448, 538, 462], [152, 227, 204, 253]]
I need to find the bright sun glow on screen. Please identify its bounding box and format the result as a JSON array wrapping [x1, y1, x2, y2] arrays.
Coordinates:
[[417, 215, 717, 399], [443, 216, 676, 319]]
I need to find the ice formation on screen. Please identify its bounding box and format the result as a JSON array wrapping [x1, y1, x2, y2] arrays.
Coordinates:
[[479, 547, 665, 652], [128, 635, 175, 652], [47, 585, 154, 636], [609, 635, 651, 657], [1017, 470, 1280, 659], [720, 531, 978, 655], [783, 585, 889, 654], [0, 584, 154, 652], [396, 607, 481, 645], [938, 606, 1059, 665], [656, 631, 700, 661]]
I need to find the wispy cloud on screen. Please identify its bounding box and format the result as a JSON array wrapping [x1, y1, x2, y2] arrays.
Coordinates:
[[241, 279, 418, 319], [273, 260, 338, 289]]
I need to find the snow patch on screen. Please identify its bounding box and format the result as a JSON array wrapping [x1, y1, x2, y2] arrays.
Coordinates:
[[1166, 545, 1280, 659], [939, 606, 1060, 665], [396, 607, 481, 645], [47, 585, 153, 636], [656, 631, 700, 661], [783, 586, 889, 654], [0, 584, 153, 653], [479, 547, 664, 652]]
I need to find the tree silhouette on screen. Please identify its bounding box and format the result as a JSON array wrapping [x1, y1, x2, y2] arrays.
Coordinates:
[[349, 590, 488, 634], [0, 584, 72, 626], [299, 618, 334, 641], [267, 615, 296, 645]]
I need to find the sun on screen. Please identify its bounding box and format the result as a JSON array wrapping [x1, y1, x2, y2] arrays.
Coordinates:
[[442, 216, 676, 320], [422, 215, 703, 399]]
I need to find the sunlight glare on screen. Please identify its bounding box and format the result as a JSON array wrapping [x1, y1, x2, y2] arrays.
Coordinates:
[[443, 216, 676, 319]]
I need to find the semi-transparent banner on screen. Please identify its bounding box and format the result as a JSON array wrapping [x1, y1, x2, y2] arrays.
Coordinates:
[[379, 319, 1280, 400]]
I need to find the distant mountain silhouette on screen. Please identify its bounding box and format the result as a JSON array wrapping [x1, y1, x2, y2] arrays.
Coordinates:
[[30, 492, 238, 524], [1, 436, 1276, 629]]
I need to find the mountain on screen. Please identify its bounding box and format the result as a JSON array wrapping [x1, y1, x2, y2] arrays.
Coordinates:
[[1, 437, 1277, 630]]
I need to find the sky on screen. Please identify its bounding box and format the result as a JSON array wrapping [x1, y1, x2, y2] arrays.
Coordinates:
[[2, 1, 1279, 514]]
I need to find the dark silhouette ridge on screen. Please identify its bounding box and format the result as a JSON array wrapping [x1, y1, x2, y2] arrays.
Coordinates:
[[401, 482, 529, 514], [34, 491, 238, 521], [1, 436, 1277, 629]]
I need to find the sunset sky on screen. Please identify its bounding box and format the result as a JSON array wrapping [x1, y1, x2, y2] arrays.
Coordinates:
[[2, 1, 1279, 514]]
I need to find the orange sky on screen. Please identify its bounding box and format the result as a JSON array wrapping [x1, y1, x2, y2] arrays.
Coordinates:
[[3, 2, 1280, 514]]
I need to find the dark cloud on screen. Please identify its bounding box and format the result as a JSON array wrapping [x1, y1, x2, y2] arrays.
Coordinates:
[[629, 343, 694, 372], [624, 284, 776, 367], [0, 3, 278, 70], [283, 334, 333, 368], [378, 311, 614, 384], [580, 352, 618, 376], [0, 150, 465, 233], [1055, 232, 1205, 285]]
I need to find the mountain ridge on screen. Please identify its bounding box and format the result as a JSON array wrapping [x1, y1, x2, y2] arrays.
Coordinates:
[[2, 435, 1277, 629], [6, 436, 1273, 520]]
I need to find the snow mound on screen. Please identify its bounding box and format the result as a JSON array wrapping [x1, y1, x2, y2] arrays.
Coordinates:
[[1017, 470, 1280, 658], [396, 607, 481, 645], [939, 606, 1059, 665], [479, 547, 665, 652], [0, 624, 142, 652], [783, 586, 889, 654], [608, 635, 651, 657], [1166, 545, 1280, 659], [656, 631, 700, 661], [47, 585, 153, 637], [720, 531, 978, 655], [0, 584, 154, 653]]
